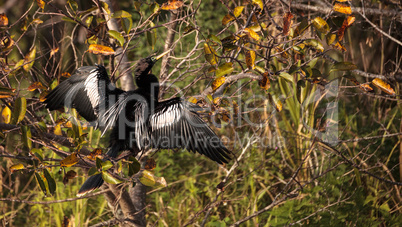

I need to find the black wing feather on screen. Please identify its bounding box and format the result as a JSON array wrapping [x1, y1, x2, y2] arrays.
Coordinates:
[[149, 98, 231, 164]]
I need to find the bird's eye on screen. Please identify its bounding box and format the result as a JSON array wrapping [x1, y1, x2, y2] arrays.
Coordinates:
[[151, 57, 156, 62]]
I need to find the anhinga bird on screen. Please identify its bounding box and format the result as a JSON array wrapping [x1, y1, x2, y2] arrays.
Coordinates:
[[44, 51, 231, 196]]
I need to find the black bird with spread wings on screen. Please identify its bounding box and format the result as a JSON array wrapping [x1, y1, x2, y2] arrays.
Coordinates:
[[44, 52, 231, 196]]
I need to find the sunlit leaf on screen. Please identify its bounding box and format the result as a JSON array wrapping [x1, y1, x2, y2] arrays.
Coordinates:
[[245, 50, 256, 69], [32, 18, 43, 25], [139, 170, 156, 186], [112, 10, 132, 18], [86, 148, 103, 161], [161, 0, 184, 10], [234, 6, 245, 17], [102, 172, 123, 184], [333, 41, 347, 52], [0, 13, 9, 26], [23, 47, 36, 72], [88, 44, 115, 55], [283, 12, 293, 36], [11, 97, 26, 125], [0, 86, 15, 99], [10, 163, 24, 173], [107, 30, 124, 46], [43, 168, 56, 195], [279, 72, 293, 82], [222, 14, 235, 26], [53, 123, 62, 136], [1, 106, 11, 124], [208, 34, 222, 46], [371, 78, 395, 95], [359, 84, 373, 92], [312, 17, 330, 34], [212, 76, 226, 92], [330, 61, 357, 73], [303, 39, 324, 52], [216, 62, 233, 77], [252, 0, 264, 10], [60, 152, 79, 167], [204, 43, 218, 65], [35, 0, 45, 10], [21, 125, 32, 149], [100, 1, 110, 15], [258, 72, 270, 90], [326, 33, 337, 45], [244, 28, 260, 41], [28, 82, 46, 91], [269, 93, 282, 112], [334, 2, 352, 14], [102, 160, 113, 171]]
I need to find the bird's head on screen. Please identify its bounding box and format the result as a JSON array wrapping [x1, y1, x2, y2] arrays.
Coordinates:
[[134, 50, 170, 78]]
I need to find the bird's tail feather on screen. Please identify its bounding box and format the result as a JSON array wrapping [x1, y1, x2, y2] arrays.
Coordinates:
[[76, 142, 124, 196]]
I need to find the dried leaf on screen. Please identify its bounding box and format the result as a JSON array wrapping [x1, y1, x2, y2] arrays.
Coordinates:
[[212, 76, 226, 92], [28, 82, 46, 91], [222, 14, 235, 26], [161, 0, 184, 10], [60, 152, 79, 167], [371, 78, 395, 95], [333, 41, 347, 52], [338, 16, 355, 41], [259, 72, 270, 90], [359, 84, 373, 92], [283, 12, 294, 36], [245, 50, 256, 69], [35, 0, 46, 9], [87, 148, 103, 161], [88, 44, 115, 55], [50, 47, 59, 57], [244, 28, 260, 41], [0, 13, 8, 26], [333, 2, 352, 15], [145, 158, 156, 170], [234, 6, 245, 17]]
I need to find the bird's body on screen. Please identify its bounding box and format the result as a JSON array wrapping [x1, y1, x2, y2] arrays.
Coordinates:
[[45, 55, 231, 196]]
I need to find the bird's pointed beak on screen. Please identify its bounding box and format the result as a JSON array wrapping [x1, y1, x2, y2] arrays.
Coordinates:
[[155, 50, 171, 61]]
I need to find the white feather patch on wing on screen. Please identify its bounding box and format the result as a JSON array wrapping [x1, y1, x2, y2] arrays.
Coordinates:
[[84, 69, 100, 109], [150, 103, 182, 131]]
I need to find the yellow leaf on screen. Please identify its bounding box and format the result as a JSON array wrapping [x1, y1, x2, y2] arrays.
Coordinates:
[[359, 84, 373, 92], [188, 97, 197, 104], [54, 123, 62, 136], [50, 47, 59, 57], [245, 50, 256, 69], [212, 76, 226, 92], [39, 91, 48, 102], [333, 41, 347, 52], [252, 0, 264, 10], [10, 163, 24, 173], [60, 152, 79, 167], [204, 43, 218, 66], [371, 78, 395, 95], [222, 14, 235, 26], [28, 82, 46, 91], [244, 28, 260, 41], [32, 18, 43, 25], [0, 13, 8, 26], [234, 6, 245, 17], [333, 2, 352, 15], [312, 17, 330, 34], [2, 106, 11, 123], [35, 0, 46, 9], [88, 44, 115, 56], [23, 47, 36, 72], [86, 148, 103, 161]]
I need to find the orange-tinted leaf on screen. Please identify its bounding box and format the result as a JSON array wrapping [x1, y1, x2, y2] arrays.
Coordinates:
[[161, 0, 184, 10], [28, 82, 46, 91], [50, 47, 59, 57], [359, 84, 373, 92], [334, 2, 352, 14], [222, 14, 235, 26], [23, 47, 36, 72], [61, 72, 71, 78], [0, 13, 8, 26], [188, 97, 197, 104], [259, 72, 270, 90], [212, 76, 226, 92], [204, 43, 218, 65], [60, 152, 79, 167], [245, 50, 256, 69], [35, 0, 46, 9], [234, 6, 245, 17], [337, 16, 355, 41], [86, 148, 103, 161], [283, 12, 294, 36], [39, 91, 48, 102], [333, 41, 347, 52], [371, 78, 395, 95], [0, 86, 15, 99], [88, 44, 115, 55], [10, 163, 24, 173], [336, 0, 350, 2], [62, 216, 70, 227], [145, 158, 156, 170], [244, 28, 260, 41]]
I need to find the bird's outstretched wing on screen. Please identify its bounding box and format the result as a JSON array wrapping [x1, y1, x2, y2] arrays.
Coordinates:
[[149, 98, 231, 164], [44, 65, 123, 129]]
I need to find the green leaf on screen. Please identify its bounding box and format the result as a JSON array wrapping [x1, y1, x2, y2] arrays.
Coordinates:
[[303, 39, 324, 52], [312, 17, 329, 34], [101, 160, 113, 171], [87, 167, 99, 176], [11, 97, 26, 125], [96, 157, 102, 170], [43, 168, 56, 195], [112, 10, 132, 18], [204, 43, 218, 66], [146, 30, 157, 50], [149, 3, 160, 14], [121, 17, 133, 34], [216, 62, 234, 77], [67, 0, 78, 12], [139, 170, 156, 187], [61, 16, 77, 24], [102, 172, 123, 184], [23, 47, 36, 72], [279, 72, 293, 82], [128, 157, 141, 176], [31, 148, 43, 162], [297, 80, 306, 104], [84, 16, 93, 27], [330, 62, 357, 73], [35, 172, 47, 196], [108, 30, 124, 46], [21, 125, 32, 150], [208, 34, 222, 46]]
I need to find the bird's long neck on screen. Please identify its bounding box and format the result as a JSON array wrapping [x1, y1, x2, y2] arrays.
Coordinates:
[[135, 73, 160, 103]]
